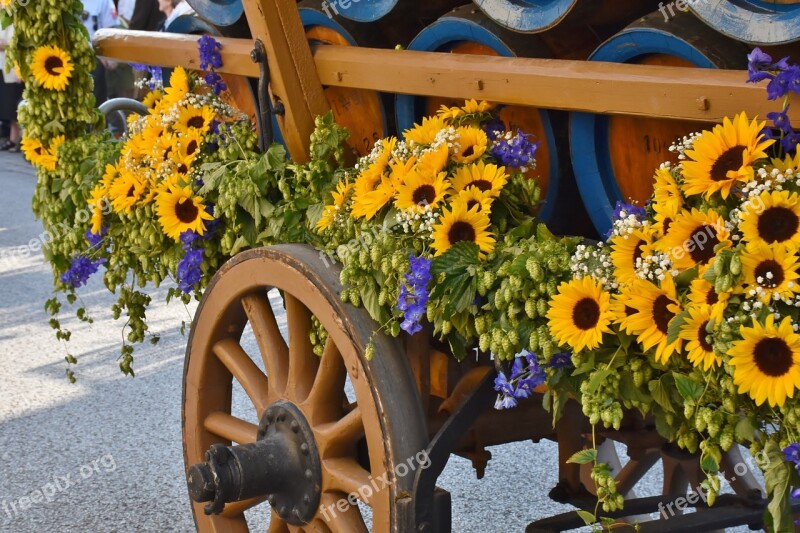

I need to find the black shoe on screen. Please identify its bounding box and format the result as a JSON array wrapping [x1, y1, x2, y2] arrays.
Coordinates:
[[0, 139, 13, 151]]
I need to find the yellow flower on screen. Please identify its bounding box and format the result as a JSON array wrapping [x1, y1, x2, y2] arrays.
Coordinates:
[[38, 136, 65, 172], [110, 171, 147, 213], [652, 167, 683, 215], [351, 177, 395, 220], [451, 161, 508, 198], [437, 99, 493, 121], [740, 245, 800, 304], [416, 144, 450, 176], [729, 315, 800, 407], [142, 89, 163, 110], [30, 45, 74, 91], [681, 112, 773, 199], [624, 276, 683, 364], [679, 306, 721, 371], [395, 171, 450, 213], [547, 277, 612, 353], [770, 151, 800, 174], [174, 105, 216, 135], [609, 227, 654, 286], [610, 290, 638, 334], [388, 155, 417, 188], [155, 186, 214, 240], [317, 181, 353, 231], [87, 184, 108, 235], [431, 200, 495, 258], [21, 137, 48, 167], [659, 208, 731, 271], [454, 187, 494, 215], [452, 126, 487, 164], [739, 190, 800, 252], [162, 67, 190, 107], [687, 277, 729, 323], [404, 116, 447, 146]]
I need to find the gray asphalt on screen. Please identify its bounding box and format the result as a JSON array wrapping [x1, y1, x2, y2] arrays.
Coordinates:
[[0, 151, 750, 533]]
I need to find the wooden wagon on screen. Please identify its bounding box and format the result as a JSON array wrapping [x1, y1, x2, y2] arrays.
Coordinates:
[[92, 0, 800, 530]]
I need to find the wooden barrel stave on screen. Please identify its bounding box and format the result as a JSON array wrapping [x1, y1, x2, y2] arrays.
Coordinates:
[[185, 0, 244, 28], [569, 10, 749, 235], [395, 5, 566, 223], [689, 0, 800, 45]]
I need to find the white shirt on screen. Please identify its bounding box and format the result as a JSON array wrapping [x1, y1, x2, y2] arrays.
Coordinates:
[[80, 0, 118, 41], [117, 0, 136, 25], [164, 1, 196, 30]]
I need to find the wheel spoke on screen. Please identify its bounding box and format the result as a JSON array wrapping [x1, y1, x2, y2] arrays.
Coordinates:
[[318, 494, 367, 533], [304, 338, 346, 424], [268, 510, 290, 533], [285, 294, 319, 402], [220, 496, 268, 517], [204, 412, 258, 445], [242, 292, 289, 396], [316, 406, 364, 458], [213, 339, 270, 413], [322, 458, 373, 505]]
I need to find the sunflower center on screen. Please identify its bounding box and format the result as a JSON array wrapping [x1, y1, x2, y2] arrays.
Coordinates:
[[163, 146, 172, 161], [462, 146, 475, 158], [447, 221, 476, 245], [177, 164, 188, 174], [663, 218, 673, 234], [697, 321, 713, 352], [758, 206, 799, 244], [653, 295, 676, 335], [175, 198, 199, 223], [624, 305, 637, 317], [186, 140, 199, 155], [469, 180, 492, 192], [753, 337, 794, 377], [44, 55, 64, 75], [467, 200, 481, 212], [688, 225, 719, 265], [633, 239, 646, 267], [755, 260, 784, 288], [127, 185, 136, 197], [710, 146, 745, 181], [187, 116, 206, 129], [706, 288, 719, 305], [572, 298, 601, 330], [412, 185, 437, 206]]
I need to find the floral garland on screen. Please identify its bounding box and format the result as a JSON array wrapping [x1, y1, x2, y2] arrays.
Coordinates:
[[543, 48, 800, 529]]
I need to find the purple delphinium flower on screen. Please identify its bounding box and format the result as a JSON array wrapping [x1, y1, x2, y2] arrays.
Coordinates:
[[177, 230, 204, 293], [781, 130, 800, 154], [766, 65, 800, 100], [60, 256, 106, 288], [494, 352, 547, 408], [85, 227, 107, 248], [490, 130, 539, 169], [204, 72, 227, 96], [548, 352, 573, 369], [784, 443, 800, 473], [494, 371, 518, 409], [198, 35, 224, 70], [131, 63, 163, 89], [747, 48, 775, 83], [397, 255, 432, 335], [483, 118, 506, 141], [613, 201, 646, 221], [514, 353, 546, 399]]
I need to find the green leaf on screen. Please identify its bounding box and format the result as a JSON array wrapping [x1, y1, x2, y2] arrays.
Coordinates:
[[734, 417, 756, 442], [360, 283, 387, 324], [763, 439, 793, 533], [586, 369, 611, 395], [0, 10, 12, 30], [667, 308, 690, 345], [431, 242, 480, 276], [648, 376, 676, 413], [198, 164, 229, 195], [447, 331, 467, 362], [567, 448, 597, 465], [576, 510, 596, 526], [620, 373, 652, 405], [654, 406, 678, 441], [673, 372, 704, 401], [701, 453, 719, 472], [536, 222, 556, 242]]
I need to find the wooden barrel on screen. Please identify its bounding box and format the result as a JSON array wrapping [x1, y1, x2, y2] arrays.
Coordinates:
[[689, 0, 800, 45], [184, 0, 243, 28], [569, 11, 749, 235], [299, 1, 389, 157], [165, 15, 260, 128], [471, 0, 661, 33], [329, 0, 461, 23], [395, 5, 563, 222]]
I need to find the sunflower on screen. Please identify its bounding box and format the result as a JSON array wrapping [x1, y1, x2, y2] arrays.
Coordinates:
[[437, 99, 493, 121], [176, 130, 204, 161], [652, 167, 683, 215], [625, 277, 683, 363], [729, 315, 800, 407], [162, 67, 190, 107], [101, 163, 121, 191], [20, 137, 48, 167], [142, 89, 164, 110], [659, 208, 731, 271], [88, 184, 108, 235], [155, 186, 214, 240], [109, 171, 146, 213], [546, 277, 612, 353], [174, 105, 215, 135], [679, 306, 721, 371], [431, 200, 495, 258], [609, 290, 639, 334], [388, 155, 417, 188], [739, 190, 800, 252], [416, 144, 450, 176], [39, 136, 65, 172], [404, 116, 447, 146], [351, 178, 395, 220], [688, 277, 729, 322], [317, 181, 354, 231], [395, 171, 450, 213], [681, 112, 773, 199], [451, 161, 508, 198], [770, 151, 800, 174], [30, 45, 74, 91], [610, 227, 654, 286], [455, 187, 494, 215], [740, 245, 800, 303], [452, 126, 488, 164]]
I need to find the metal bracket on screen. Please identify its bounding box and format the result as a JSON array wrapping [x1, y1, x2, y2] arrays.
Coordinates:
[[250, 39, 285, 153]]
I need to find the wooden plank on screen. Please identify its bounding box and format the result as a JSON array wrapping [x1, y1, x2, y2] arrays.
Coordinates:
[[93, 30, 799, 124], [241, 0, 328, 163]]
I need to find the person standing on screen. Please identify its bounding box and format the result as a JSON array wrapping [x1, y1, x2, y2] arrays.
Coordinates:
[[130, 0, 165, 31], [158, 0, 195, 30], [0, 24, 22, 152], [80, 0, 118, 104]]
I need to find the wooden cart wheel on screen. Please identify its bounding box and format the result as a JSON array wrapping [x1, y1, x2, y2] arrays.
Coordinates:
[[183, 244, 428, 532]]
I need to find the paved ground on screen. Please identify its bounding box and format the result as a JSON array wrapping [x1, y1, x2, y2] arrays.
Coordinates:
[[0, 151, 751, 533]]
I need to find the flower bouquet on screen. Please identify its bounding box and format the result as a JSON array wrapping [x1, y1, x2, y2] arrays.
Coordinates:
[[543, 49, 800, 529]]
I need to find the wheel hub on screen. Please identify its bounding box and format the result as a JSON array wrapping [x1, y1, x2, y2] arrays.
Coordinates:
[[186, 401, 322, 525]]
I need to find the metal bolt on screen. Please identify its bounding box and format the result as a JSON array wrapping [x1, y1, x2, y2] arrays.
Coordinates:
[[268, 495, 277, 506], [291, 421, 300, 433], [305, 469, 313, 480], [279, 506, 288, 518], [418, 522, 432, 532], [292, 508, 302, 520], [300, 443, 309, 455], [303, 494, 310, 504]]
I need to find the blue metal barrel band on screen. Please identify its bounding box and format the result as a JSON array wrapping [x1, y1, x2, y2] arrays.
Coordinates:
[[689, 0, 800, 45]]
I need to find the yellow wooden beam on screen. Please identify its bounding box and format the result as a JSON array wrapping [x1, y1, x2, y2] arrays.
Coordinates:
[[93, 30, 798, 125]]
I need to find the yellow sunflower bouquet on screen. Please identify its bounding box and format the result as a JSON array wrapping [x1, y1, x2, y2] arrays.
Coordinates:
[[544, 49, 800, 529]]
